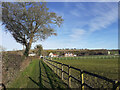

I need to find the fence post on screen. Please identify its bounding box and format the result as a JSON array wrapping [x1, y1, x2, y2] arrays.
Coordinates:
[[81, 71, 84, 90], [116, 81, 120, 90], [53, 62, 54, 71], [61, 64, 64, 80], [68, 66, 71, 88], [51, 57, 52, 60], [56, 63, 57, 74], [58, 64, 60, 76], [113, 80, 120, 90], [56, 63, 59, 75], [52, 62, 54, 70]]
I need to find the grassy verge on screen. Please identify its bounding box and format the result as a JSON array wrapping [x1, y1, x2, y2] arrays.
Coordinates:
[[7, 59, 68, 88]]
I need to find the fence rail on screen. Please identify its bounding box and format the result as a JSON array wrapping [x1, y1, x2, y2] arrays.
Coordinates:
[[43, 58, 120, 89]]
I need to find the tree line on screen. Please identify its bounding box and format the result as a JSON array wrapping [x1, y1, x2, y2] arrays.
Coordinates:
[[37, 49, 119, 56]]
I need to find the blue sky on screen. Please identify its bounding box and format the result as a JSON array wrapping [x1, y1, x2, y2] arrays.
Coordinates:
[[1, 2, 118, 51]]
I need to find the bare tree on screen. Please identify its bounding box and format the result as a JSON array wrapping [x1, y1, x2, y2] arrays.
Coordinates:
[[2, 2, 63, 56]]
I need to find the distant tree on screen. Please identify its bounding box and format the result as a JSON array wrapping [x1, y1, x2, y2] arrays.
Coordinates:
[[74, 48, 76, 50], [2, 2, 63, 57], [35, 44, 43, 56], [65, 48, 69, 50]]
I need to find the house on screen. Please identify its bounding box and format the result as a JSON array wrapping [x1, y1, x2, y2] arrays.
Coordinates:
[[64, 53, 77, 57], [108, 51, 111, 55], [73, 54, 77, 57], [65, 53, 73, 57], [49, 52, 59, 57], [28, 53, 36, 56], [53, 54, 59, 57], [49, 52, 53, 57]]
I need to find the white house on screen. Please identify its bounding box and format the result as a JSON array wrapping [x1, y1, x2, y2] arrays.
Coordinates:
[[49, 52, 54, 57], [53, 54, 59, 57], [49, 52, 59, 57], [65, 53, 73, 57], [108, 51, 111, 55], [28, 53, 36, 56], [64, 53, 77, 57], [73, 54, 77, 57]]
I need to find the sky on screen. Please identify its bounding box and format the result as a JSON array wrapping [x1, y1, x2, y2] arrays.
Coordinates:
[[0, 2, 118, 51]]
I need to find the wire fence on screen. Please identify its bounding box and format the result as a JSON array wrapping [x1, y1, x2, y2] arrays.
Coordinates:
[[43, 58, 120, 89]]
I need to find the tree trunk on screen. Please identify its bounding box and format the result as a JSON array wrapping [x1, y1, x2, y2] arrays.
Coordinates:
[[24, 37, 33, 57], [24, 44, 30, 57]]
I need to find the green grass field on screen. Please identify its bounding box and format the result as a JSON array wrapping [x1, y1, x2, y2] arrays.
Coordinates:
[[7, 59, 68, 88], [44, 55, 119, 88], [54, 56, 118, 80]]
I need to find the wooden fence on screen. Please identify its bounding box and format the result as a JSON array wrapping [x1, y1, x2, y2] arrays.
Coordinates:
[[43, 58, 120, 89]]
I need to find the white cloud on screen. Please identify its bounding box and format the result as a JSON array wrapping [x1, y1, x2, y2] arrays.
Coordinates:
[[88, 4, 118, 32], [69, 2, 117, 42], [70, 28, 86, 39], [70, 3, 118, 32]]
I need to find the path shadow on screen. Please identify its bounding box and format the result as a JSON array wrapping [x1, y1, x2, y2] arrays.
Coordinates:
[[29, 60, 68, 89], [28, 60, 46, 88], [41, 60, 55, 89], [41, 60, 69, 89]]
